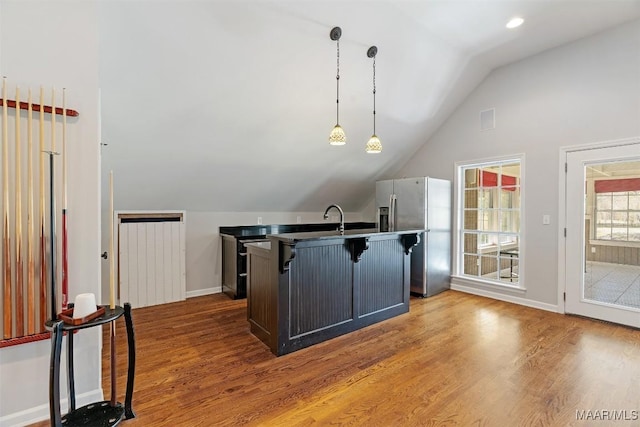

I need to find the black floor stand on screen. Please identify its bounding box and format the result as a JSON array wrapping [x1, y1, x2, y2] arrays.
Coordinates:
[[46, 303, 136, 427]]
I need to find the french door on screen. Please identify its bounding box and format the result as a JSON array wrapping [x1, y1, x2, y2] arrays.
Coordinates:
[[565, 141, 640, 328]]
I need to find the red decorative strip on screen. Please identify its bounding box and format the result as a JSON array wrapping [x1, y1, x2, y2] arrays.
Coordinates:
[[502, 174, 517, 188], [0, 332, 50, 348], [0, 98, 79, 117], [595, 178, 640, 193], [481, 170, 517, 191], [481, 170, 498, 187]]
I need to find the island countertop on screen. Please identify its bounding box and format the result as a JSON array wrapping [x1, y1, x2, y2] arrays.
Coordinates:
[[269, 228, 425, 242]]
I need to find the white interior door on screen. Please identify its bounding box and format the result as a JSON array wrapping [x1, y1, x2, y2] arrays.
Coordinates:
[[565, 143, 640, 328]]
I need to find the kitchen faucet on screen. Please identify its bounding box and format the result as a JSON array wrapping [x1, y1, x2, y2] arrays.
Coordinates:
[[323, 204, 344, 235]]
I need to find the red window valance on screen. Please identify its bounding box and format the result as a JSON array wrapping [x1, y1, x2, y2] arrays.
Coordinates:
[[481, 171, 517, 191], [594, 178, 640, 193]]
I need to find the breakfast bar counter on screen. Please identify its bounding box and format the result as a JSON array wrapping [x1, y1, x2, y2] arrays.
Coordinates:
[[245, 229, 421, 356]]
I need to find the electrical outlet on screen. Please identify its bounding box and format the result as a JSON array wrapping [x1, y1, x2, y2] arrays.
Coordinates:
[[543, 215, 551, 225], [591, 247, 596, 253], [476, 259, 481, 266], [296, 216, 302, 224], [257, 217, 262, 225]]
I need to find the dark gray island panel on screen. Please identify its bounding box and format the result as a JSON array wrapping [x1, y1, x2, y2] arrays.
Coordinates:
[[359, 237, 405, 316], [288, 239, 353, 338], [245, 242, 274, 345], [246, 230, 420, 356]]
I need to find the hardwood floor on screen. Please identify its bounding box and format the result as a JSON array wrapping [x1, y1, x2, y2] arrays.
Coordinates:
[[32, 291, 639, 426]]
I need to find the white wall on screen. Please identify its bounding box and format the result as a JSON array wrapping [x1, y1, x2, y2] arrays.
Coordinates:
[[0, 2, 101, 426], [399, 20, 640, 307]]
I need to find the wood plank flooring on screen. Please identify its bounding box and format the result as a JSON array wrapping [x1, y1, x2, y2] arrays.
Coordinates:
[[31, 291, 639, 426]]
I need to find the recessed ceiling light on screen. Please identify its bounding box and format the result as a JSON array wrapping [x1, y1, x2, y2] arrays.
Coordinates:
[[506, 17, 524, 29]]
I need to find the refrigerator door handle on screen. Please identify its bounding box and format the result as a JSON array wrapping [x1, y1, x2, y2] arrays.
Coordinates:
[[388, 194, 393, 232], [390, 194, 397, 232]]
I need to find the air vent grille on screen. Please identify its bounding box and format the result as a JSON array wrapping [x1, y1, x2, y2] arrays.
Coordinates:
[[480, 108, 495, 131]]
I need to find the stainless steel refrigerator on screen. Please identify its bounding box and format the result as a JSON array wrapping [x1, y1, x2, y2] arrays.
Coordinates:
[[376, 177, 451, 297]]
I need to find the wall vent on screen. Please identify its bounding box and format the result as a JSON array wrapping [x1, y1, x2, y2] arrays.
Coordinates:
[[480, 108, 495, 131], [119, 212, 183, 223]]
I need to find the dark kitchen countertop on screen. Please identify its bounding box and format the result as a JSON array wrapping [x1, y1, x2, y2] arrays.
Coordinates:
[[269, 228, 425, 243], [220, 222, 376, 238]]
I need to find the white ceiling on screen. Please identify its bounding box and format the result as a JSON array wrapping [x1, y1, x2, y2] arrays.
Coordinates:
[[98, 1, 640, 212]]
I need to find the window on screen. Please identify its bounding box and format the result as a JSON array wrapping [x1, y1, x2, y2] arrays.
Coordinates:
[[594, 188, 640, 242], [458, 158, 522, 286]]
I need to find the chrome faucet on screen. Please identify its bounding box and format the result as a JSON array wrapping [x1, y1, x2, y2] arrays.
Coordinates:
[[323, 204, 345, 235]]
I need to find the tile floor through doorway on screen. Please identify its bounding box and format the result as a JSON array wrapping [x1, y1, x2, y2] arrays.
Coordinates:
[[584, 261, 640, 309]]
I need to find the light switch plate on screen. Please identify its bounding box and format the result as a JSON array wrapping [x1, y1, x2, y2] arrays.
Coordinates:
[[543, 215, 550, 225], [257, 217, 262, 224]]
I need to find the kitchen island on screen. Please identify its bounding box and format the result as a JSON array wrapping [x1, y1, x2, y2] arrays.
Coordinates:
[[245, 229, 421, 356], [220, 222, 375, 299]]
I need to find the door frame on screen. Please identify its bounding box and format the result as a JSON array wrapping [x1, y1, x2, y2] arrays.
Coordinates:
[[557, 136, 640, 315]]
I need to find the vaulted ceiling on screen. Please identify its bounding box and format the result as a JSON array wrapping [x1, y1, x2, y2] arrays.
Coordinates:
[[98, 1, 640, 212]]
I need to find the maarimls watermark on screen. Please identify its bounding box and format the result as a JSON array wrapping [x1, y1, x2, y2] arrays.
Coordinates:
[[576, 409, 639, 422]]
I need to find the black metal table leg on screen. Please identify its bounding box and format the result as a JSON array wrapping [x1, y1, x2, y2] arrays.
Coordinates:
[[123, 302, 136, 419], [67, 325, 76, 412], [49, 321, 64, 427]]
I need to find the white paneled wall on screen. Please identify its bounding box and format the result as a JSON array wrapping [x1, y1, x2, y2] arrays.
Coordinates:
[[119, 221, 186, 308]]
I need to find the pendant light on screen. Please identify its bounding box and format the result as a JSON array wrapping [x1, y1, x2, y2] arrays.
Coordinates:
[[365, 46, 382, 154], [329, 27, 346, 145]]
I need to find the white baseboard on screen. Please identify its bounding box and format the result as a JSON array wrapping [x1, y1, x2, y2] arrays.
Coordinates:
[[186, 286, 221, 298], [451, 283, 559, 313], [0, 388, 103, 427]]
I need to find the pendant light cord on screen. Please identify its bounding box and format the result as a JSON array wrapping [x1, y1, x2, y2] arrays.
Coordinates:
[[372, 55, 376, 135], [336, 38, 340, 125]]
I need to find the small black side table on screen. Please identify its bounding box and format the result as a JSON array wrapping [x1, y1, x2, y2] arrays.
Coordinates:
[[499, 249, 519, 281], [45, 303, 136, 427]]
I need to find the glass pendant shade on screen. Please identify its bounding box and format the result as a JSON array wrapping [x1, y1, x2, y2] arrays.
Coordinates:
[[329, 124, 347, 145], [365, 134, 382, 153]]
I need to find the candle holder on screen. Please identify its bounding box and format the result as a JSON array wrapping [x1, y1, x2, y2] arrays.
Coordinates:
[[58, 306, 105, 326]]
